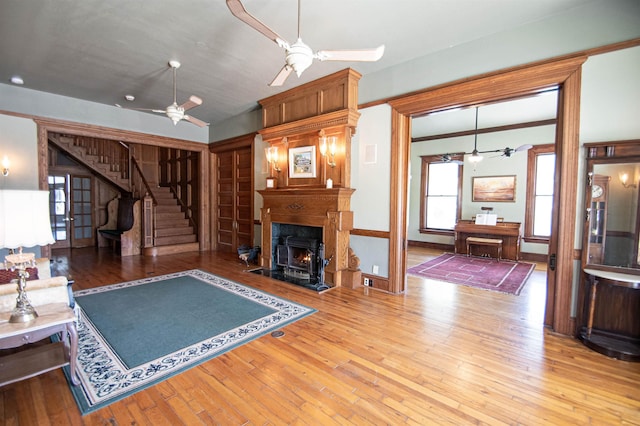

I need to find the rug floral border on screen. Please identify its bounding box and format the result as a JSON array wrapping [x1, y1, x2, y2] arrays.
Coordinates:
[[66, 269, 316, 414]]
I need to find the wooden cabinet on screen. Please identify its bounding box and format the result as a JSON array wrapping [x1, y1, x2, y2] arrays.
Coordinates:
[[579, 269, 640, 361], [211, 135, 254, 253]]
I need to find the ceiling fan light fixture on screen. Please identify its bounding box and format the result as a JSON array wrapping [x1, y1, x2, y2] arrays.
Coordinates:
[[286, 39, 314, 77], [468, 150, 483, 163], [166, 104, 184, 125]]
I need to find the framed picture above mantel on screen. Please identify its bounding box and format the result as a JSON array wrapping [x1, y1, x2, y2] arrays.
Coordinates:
[[289, 146, 317, 178], [472, 175, 516, 202]]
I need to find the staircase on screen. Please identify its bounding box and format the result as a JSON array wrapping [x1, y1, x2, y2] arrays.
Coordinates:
[[145, 187, 199, 256], [48, 134, 130, 192], [48, 134, 199, 256]]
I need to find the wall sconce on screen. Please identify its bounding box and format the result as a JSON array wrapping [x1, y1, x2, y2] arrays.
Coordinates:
[[1, 156, 9, 176], [619, 172, 637, 189], [319, 136, 337, 168], [265, 146, 281, 174]]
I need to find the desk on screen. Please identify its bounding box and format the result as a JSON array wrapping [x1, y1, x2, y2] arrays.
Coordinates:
[[0, 303, 79, 386], [454, 220, 522, 261], [579, 269, 640, 361]]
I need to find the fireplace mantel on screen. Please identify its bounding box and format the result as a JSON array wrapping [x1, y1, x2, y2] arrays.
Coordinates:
[[259, 188, 355, 287]]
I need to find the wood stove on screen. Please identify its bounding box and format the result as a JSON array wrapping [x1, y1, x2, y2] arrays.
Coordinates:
[[276, 236, 320, 280]]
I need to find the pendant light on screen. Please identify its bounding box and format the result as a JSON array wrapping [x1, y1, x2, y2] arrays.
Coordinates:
[[468, 107, 483, 163]]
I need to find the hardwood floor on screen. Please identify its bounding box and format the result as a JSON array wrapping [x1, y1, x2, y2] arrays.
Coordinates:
[[1, 246, 639, 425]]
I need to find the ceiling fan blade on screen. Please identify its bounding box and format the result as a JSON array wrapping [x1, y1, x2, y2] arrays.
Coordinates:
[[184, 115, 209, 127], [515, 144, 533, 152], [116, 104, 166, 113], [440, 153, 464, 164], [269, 65, 293, 87], [316, 45, 385, 62], [226, 0, 289, 48], [180, 95, 203, 111]]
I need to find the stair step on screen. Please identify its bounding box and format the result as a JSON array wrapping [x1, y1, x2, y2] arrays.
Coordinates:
[[143, 242, 199, 257], [153, 187, 174, 195], [154, 193, 177, 200], [155, 212, 188, 221], [154, 234, 197, 246], [155, 226, 194, 237], [156, 218, 189, 227], [155, 205, 181, 213]]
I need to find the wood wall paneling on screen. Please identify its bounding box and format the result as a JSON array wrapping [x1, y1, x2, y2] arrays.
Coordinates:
[[210, 133, 256, 253]]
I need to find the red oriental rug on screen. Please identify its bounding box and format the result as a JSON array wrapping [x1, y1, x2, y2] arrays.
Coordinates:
[[407, 253, 535, 295]]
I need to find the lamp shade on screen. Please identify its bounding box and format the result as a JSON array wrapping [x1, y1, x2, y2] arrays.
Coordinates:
[[0, 190, 55, 249]]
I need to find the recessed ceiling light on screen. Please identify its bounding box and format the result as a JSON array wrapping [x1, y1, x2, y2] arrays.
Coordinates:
[[10, 76, 24, 85], [125, 94, 135, 101]]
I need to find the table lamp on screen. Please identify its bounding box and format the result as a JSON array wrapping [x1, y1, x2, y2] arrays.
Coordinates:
[[0, 190, 55, 323]]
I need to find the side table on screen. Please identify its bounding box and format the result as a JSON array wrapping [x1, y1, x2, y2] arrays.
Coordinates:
[[580, 268, 640, 361], [0, 303, 79, 386]]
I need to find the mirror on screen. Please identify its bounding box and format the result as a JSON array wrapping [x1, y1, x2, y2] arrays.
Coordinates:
[[585, 160, 640, 271]]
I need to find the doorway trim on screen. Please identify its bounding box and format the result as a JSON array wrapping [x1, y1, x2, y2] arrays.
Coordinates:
[[388, 55, 586, 335]]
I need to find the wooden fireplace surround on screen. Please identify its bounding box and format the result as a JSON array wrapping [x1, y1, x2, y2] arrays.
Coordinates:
[[257, 69, 361, 288], [259, 188, 354, 287]]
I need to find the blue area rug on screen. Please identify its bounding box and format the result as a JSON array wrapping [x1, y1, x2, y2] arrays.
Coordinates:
[[63, 269, 315, 415]]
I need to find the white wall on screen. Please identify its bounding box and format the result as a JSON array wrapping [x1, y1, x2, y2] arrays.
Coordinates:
[[0, 114, 39, 190], [350, 104, 392, 277], [0, 114, 45, 259], [358, 0, 640, 106], [580, 47, 640, 142], [0, 84, 209, 143]]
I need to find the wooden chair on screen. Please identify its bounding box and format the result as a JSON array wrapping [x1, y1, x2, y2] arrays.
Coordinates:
[[97, 195, 141, 256]]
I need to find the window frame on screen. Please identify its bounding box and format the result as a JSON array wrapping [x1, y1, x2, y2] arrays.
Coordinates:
[[524, 143, 555, 243], [419, 154, 463, 235]]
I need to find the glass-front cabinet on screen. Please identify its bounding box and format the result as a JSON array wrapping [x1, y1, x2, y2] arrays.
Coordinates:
[[578, 140, 640, 361], [586, 174, 610, 264]]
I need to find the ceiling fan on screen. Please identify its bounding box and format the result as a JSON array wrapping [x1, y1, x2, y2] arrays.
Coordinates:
[[226, 0, 385, 86], [456, 107, 533, 163], [117, 60, 208, 127], [486, 144, 533, 158]]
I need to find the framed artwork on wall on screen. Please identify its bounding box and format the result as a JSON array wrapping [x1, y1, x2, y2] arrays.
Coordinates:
[[472, 175, 516, 202], [289, 146, 317, 178]]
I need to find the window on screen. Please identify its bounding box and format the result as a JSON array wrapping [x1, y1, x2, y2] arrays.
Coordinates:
[[420, 155, 463, 233], [525, 144, 555, 242]]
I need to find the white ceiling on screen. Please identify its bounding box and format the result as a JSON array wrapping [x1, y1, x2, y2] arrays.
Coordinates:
[[412, 90, 559, 138], [0, 0, 590, 128]]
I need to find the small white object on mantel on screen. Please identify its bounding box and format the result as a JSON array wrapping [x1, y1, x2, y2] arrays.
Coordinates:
[[326, 178, 333, 189]]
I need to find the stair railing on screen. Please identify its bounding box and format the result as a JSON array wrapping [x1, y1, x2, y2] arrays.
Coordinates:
[[130, 156, 158, 248], [130, 156, 157, 206]]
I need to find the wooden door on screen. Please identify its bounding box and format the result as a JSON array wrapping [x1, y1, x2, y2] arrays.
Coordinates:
[[48, 173, 94, 249], [216, 147, 253, 252]]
